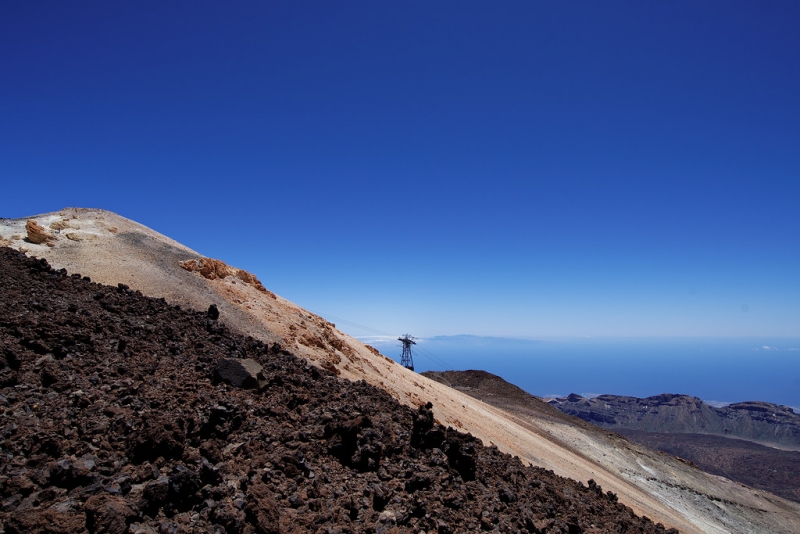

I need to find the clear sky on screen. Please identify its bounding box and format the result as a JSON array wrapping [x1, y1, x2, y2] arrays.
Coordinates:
[[2, 1, 799, 339]]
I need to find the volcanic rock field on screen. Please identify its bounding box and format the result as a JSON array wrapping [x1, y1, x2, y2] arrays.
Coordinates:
[[0, 247, 676, 533]]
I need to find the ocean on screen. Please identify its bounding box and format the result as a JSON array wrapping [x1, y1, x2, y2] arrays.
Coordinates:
[[363, 335, 800, 410]]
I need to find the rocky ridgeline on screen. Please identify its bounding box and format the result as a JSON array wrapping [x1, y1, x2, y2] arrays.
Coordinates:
[[549, 393, 800, 449], [0, 247, 675, 533]]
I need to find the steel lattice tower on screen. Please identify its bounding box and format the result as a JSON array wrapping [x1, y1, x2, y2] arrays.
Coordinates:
[[398, 334, 416, 371]]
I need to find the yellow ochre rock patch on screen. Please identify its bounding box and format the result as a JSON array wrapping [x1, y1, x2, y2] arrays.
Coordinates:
[[25, 220, 55, 245], [179, 257, 274, 296]]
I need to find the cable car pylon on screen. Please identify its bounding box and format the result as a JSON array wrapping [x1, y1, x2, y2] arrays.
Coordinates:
[[398, 334, 416, 371]]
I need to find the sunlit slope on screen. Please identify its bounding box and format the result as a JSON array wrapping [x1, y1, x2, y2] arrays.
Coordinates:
[[3, 208, 800, 533]]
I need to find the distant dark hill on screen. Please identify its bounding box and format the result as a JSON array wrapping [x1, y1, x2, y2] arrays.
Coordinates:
[[547, 393, 800, 450], [421, 369, 580, 426], [425, 370, 800, 505]]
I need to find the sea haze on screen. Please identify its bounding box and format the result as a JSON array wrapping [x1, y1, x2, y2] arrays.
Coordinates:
[[363, 336, 800, 409]]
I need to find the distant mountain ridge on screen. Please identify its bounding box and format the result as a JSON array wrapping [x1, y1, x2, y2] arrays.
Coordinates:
[[547, 393, 800, 450]]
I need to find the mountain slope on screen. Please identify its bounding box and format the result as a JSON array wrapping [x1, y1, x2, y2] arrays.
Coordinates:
[[1, 247, 677, 533], [616, 430, 800, 504], [425, 371, 800, 504], [3, 208, 800, 533]]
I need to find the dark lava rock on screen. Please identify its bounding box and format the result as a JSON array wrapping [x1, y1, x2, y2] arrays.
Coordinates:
[[3, 508, 86, 534], [84, 493, 136, 534], [0, 247, 674, 533], [214, 357, 267, 390], [244, 479, 280, 534], [142, 476, 170, 509], [49, 457, 96, 489]]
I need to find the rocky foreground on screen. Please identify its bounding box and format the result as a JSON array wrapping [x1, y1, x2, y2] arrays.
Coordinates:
[[0, 246, 674, 533]]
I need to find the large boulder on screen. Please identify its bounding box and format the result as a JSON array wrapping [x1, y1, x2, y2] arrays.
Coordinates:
[[84, 494, 136, 534], [26, 220, 55, 245], [214, 358, 267, 390]]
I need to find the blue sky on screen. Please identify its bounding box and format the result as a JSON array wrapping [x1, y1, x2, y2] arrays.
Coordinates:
[[2, 1, 799, 339]]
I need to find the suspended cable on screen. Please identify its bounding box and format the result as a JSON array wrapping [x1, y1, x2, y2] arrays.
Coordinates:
[[414, 344, 454, 371], [305, 308, 456, 371], [305, 308, 394, 337]]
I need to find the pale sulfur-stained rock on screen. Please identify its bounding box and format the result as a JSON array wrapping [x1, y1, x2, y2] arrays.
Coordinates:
[[49, 219, 73, 231]]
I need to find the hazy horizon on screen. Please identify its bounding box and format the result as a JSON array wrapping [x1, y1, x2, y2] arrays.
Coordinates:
[[360, 334, 800, 409]]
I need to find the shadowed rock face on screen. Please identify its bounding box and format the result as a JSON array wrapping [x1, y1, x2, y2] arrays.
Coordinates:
[[0, 248, 675, 534], [548, 393, 800, 449]]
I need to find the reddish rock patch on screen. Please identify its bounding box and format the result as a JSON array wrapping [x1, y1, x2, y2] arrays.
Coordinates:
[[180, 257, 271, 294]]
